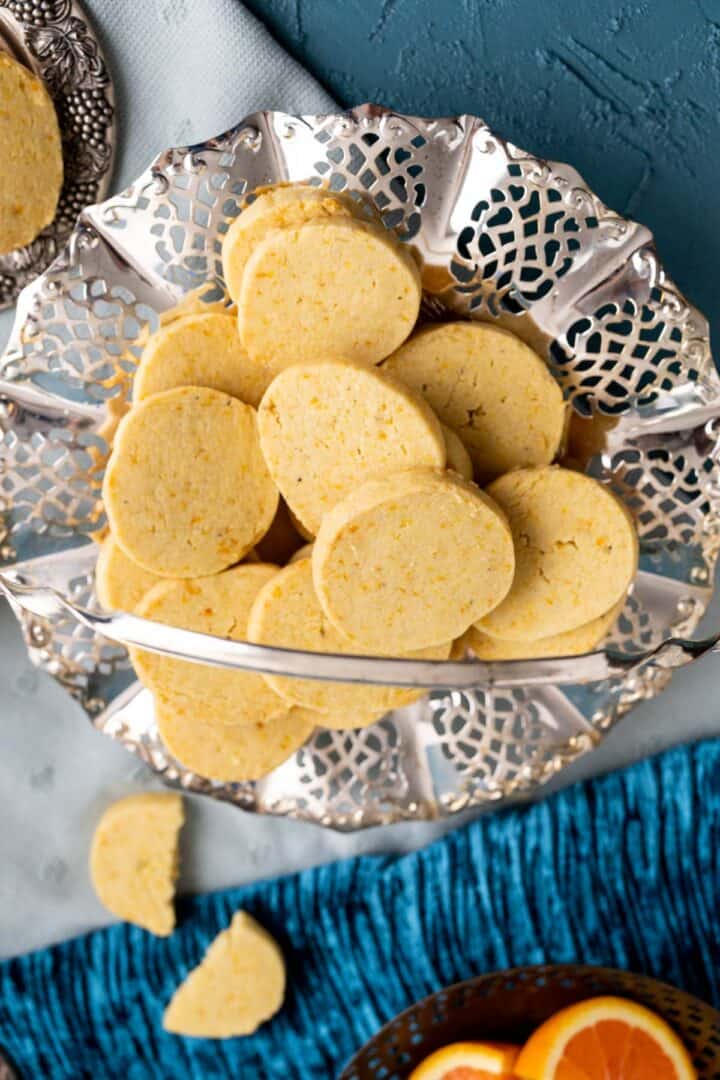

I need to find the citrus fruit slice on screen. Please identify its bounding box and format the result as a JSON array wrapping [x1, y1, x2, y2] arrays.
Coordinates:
[[515, 995, 696, 1079], [409, 1040, 520, 1080]]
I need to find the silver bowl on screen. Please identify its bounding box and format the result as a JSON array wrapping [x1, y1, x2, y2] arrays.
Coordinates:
[[1, 104, 719, 830]]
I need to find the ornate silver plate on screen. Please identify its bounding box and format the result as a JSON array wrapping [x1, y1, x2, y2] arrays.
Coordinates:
[[0, 0, 115, 308], [1, 105, 719, 831]]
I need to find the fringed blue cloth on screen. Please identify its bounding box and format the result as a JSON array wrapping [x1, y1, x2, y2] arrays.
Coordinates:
[[1, 741, 719, 1079]]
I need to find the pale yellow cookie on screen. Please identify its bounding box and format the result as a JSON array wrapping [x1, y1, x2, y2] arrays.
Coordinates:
[[441, 423, 473, 480], [477, 466, 638, 641], [247, 558, 450, 714], [132, 565, 285, 727], [151, 286, 234, 334], [257, 357, 446, 535], [163, 910, 285, 1037], [103, 386, 278, 577], [222, 183, 356, 301], [133, 312, 270, 407], [156, 696, 317, 782], [314, 467, 515, 652], [95, 535, 163, 612], [288, 507, 315, 541], [382, 322, 566, 476], [238, 217, 421, 377], [0, 53, 63, 254], [288, 542, 314, 563], [459, 599, 624, 659], [90, 792, 184, 936], [254, 499, 305, 565], [317, 708, 388, 731]]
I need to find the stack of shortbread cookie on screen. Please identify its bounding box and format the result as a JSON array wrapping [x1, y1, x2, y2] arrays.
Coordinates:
[[99, 183, 638, 782]]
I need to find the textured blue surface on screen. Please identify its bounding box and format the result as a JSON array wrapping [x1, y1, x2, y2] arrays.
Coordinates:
[[246, 0, 720, 353], [1, 741, 719, 1079]]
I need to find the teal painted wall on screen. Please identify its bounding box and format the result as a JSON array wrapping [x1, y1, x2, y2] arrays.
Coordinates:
[[247, 0, 720, 352]]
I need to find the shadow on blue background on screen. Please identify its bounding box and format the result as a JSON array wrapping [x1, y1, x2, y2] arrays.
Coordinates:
[[247, 0, 720, 356]]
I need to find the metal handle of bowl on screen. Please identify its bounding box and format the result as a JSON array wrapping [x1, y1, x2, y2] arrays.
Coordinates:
[[2, 571, 718, 690]]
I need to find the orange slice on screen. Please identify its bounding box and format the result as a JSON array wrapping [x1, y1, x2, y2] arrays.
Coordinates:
[[410, 1040, 520, 1080], [514, 996, 697, 1080]]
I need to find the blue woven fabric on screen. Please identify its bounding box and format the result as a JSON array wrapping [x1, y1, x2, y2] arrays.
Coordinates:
[[1, 740, 719, 1079]]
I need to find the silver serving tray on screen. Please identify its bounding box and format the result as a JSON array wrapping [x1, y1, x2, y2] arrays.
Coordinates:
[[1, 104, 719, 830]]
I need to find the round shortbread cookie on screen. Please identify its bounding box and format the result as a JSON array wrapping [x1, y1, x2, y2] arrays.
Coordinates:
[[247, 558, 450, 714], [95, 535, 163, 612], [258, 357, 446, 535], [222, 183, 356, 301], [133, 312, 271, 407], [441, 423, 473, 480], [0, 53, 63, 254], [288, 542, 314, 564], [254, 499, 306, 565], [132, 565, 286, 726], [238, 216, 421, 377], [318, 708, 388, 731], [458, 599, 624, 660], [314, 467, 515, 652], [156, 696, 317, 782], [477, 466, 638, 642], [103, 386, 278, 577], [288, 507, 314, 541], [163, 911, 285, 1038], [90, 792, 184, 937], [382, 322, 566, 476]]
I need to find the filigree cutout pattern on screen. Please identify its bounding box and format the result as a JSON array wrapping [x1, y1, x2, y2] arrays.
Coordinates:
[[0, 407, 105, 552], [18, 565, 128, 707], [429, 688, 589, 806], [312, 115, 428, 241], [295, 721, 407, 826], [451, 174, 586, 317], [552, 289, 698, 414]]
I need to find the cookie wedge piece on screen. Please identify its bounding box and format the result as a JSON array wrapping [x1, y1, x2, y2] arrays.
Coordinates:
[[477, 466, 638, 641], [222, 183, 356, 301], [133, 312, 270, 407], [247, 557, 450, 714], [95, 535, 163, 612], [163, 911, 285, 1037], [238, 216, 421, 377], [383, 322, 566, 476], [314, 468, 515, 652], [103, 386, 278, 577], [0, 53, 63, 254], [258, 357, 446, 536], [132, 565, 285, 727], [90, 792, 184, 936], [156, 697, 317, 782]]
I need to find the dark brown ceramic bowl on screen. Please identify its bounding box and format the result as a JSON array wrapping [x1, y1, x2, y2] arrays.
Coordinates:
[[340, 965, 720, 1080]]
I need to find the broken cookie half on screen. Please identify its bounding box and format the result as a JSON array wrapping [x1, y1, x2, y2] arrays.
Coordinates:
[[163, 910, 286, 1038], [89, 792, 184, 936]]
